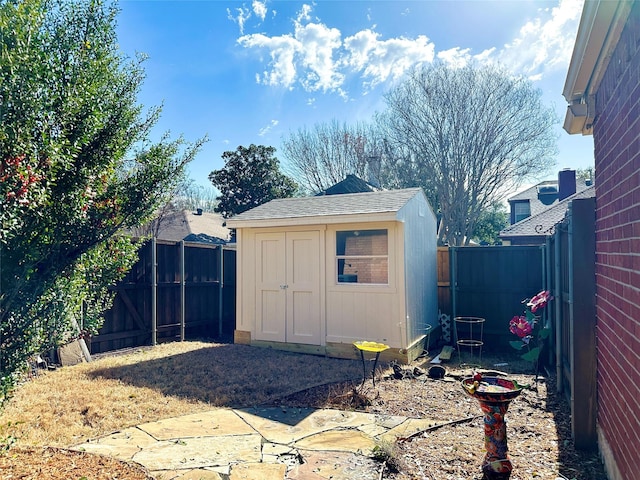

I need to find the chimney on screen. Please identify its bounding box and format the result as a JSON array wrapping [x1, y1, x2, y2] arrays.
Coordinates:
[[558, 169, 576, 201]]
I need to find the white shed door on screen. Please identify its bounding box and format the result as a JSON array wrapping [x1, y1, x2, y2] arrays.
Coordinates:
[[255, 231, 321, 345]]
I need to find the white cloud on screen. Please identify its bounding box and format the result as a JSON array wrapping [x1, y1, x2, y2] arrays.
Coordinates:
[[238, 33, 300, 87], [295, 21, 344, 91], [227, 6, 252, 35], [234, 0, 584, 94], [496, 0, 583, 80], [436, 47, 497, 69], [343, 31, 435, 87], [258, 119, 279, 136], [252, 0, 268, 21]]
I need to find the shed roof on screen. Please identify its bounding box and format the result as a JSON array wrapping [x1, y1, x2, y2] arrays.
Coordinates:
[[500, 186, 595, 239], [227, 188, 425, 228]]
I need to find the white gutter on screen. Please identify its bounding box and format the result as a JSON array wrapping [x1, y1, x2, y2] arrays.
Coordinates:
[[562, 0, 632, 135]]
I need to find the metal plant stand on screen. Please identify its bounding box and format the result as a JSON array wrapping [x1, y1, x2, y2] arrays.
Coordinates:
[[454, 316, 484, 367]]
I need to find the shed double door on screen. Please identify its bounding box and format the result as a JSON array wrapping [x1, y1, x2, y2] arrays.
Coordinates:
[[255, 231, 321, 344]]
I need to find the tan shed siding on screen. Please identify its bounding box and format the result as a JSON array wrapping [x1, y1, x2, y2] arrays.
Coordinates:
[[326, 221, 404, 346], [325, 290, 404, 345]]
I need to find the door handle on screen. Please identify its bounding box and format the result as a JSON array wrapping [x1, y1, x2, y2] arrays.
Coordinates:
[[280, 284, 288, 289]]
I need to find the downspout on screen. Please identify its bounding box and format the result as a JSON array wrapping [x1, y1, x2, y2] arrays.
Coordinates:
[[555, 224, 562, 393]]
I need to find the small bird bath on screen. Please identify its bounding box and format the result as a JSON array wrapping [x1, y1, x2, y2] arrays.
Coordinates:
[[462, 375, 523, 480]]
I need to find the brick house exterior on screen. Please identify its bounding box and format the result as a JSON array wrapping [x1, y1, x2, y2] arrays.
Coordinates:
[[563, 2, 640, 479]]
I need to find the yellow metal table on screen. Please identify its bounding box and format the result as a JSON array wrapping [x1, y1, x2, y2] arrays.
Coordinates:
[[353, 341, 390, 387]]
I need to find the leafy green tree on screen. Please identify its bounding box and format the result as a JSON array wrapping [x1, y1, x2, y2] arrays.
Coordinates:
[[471, 203, 509, 245], [0, 0, 203, 401], [209, 144, 298, 218]]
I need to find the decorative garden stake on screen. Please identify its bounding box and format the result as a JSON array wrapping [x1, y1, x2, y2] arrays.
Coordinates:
[[462, 373, 523, 480]]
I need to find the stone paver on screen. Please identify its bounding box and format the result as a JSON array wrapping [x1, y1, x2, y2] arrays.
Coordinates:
[[71, 406, 417, 480], [132, 435, 262, 470], [139, 409, 254, 440], [294, 429, 376, 454], [379, 417, 444, 442]]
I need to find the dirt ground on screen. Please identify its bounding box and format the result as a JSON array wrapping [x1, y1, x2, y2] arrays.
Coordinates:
[[0, 341, 607, 480]]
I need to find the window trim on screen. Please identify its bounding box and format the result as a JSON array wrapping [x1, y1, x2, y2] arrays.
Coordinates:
[[335, 228, 389, 285]]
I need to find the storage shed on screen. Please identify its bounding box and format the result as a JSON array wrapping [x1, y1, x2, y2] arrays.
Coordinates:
[[226, 188, 438, 363]]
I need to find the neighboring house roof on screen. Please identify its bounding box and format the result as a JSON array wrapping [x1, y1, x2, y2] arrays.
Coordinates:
[[227, 188, 426, 228], [507, 179, 592, 217], [500, 186, 596, 239], [317, 174, 381, 196], [152, 210, 230, 244]]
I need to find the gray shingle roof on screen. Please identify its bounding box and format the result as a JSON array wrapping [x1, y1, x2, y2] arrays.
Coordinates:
[[508, 179, 592, 217], [500, 186, 595, 238], [227, 188, 424, 226]]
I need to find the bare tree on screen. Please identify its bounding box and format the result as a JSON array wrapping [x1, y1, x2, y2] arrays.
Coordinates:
[[280, 120, 384, 194], [378, 63, 557, 245]]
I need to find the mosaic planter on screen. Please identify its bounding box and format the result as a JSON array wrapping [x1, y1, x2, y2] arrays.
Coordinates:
[[462, 376, 523, 480]]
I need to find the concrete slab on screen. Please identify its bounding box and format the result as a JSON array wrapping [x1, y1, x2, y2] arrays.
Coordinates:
[[138, 409, 254, 440], [132, 434, 262, 470]]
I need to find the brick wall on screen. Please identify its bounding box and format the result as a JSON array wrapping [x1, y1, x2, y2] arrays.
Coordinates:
[[592, 4, 640, 479], [344, 232, 388, 284]]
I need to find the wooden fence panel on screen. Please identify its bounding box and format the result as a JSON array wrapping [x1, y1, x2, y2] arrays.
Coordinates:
[[451, 245, 543, 350], [92, 241, 236, 354], [437, 247, 451, 316]]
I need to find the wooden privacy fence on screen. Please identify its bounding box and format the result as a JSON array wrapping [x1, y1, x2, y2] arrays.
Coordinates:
[[91, 239, 236, 354], [449, 245, 544, 350], [546, 197, 597, 450], [444, 196, 597, 450]]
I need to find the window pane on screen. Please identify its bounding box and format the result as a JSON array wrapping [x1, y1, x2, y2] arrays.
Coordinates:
[[336, 229, 388, 284], [514, 202, 530, 223], [336, 229, 388, 255]]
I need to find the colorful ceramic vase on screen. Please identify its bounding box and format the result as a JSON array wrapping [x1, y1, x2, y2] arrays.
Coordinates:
[[462, 376, 523, 480]]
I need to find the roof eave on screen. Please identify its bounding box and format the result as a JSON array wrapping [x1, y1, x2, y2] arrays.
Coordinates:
[[227, 212, 400, 229], [562, 0, 632, 135]]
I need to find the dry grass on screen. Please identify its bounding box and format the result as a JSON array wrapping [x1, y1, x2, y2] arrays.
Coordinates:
[[0, 341, 362, 447]]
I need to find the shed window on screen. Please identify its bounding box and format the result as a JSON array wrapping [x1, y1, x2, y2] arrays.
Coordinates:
[[336, 229, 388, 284]]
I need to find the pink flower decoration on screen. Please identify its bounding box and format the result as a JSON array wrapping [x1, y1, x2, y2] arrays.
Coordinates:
[[527, 290, 553, 313], [509, 315, 532, 338]]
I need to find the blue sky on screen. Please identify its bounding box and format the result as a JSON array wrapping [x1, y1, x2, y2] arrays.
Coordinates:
[[116, 0, 593, 189]]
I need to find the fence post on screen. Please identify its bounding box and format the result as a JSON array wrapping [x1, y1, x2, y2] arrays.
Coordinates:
[[151, 237, 157, 346], [568, 198, 597, 450], [180, 240, 186, 342], [218, 245, 224, 337], [554, 227, 562, 394]]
